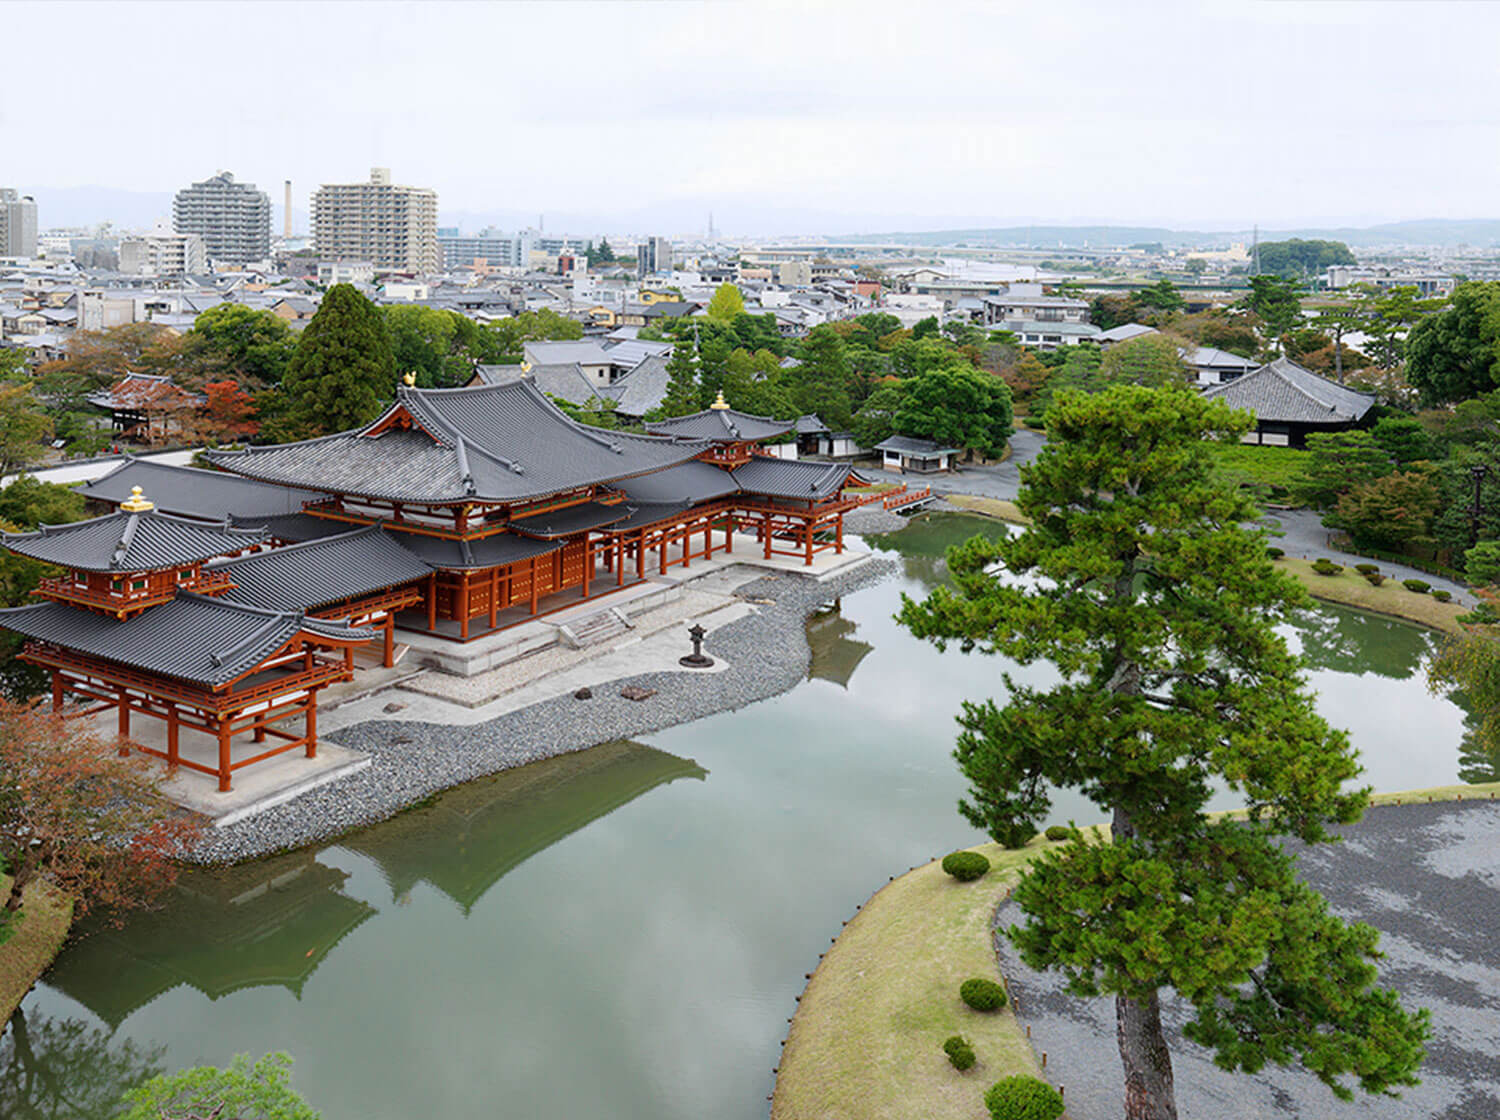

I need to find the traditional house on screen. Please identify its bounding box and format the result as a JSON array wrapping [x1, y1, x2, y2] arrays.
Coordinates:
[[88, 374, 205, 444], [875, 435, 960, 473], [1199, 357, 1375, 447], [794, 415, 861, 459]]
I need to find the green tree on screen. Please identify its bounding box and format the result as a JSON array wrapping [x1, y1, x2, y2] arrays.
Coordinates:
[[181, 304, 296, 388], [1405, 281, 1500, 405], [899, 383, 1429, 1120], [1371, 415, 1435, 465], [594, 237, 616, 264], [1294, 430, 1394, 509], [485, 309, 583, 356], [1430, 631, 1500, 782], [1099, 334, 1187, 387], [892, 367, 1012, 458], [0, 348, 27, 381], [117, 1052, 319, 1120], [1132, 279, 1184, 314], [1328, 467, 1440, 550], [1255, 239, 1356, 280], [0, 384, 54, 476], [275, 284, 396, 439], [1243, 275, 1305, 349], [705, 282, 746, 322], [1465, 540, 1500, 585], [851, 384, 904, 448], [384, 305, 492, 388], [658, 341, 701, 418]]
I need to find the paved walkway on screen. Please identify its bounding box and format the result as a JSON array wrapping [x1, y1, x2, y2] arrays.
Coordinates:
[[995, 798, 1500, 1120], [857, 429, 1044, 500], [1262, 508, 1477, 607]]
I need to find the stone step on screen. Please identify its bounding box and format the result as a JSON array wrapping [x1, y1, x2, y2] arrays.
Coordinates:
[[558, 607, 633, 649]]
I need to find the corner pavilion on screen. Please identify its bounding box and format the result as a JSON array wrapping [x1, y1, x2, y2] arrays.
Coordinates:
[[0, 380, 880, 791]]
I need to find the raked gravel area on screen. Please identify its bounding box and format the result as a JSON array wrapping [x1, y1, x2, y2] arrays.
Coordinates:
[[189, 556, 897, 863], [994, 798, 1500, 1120]]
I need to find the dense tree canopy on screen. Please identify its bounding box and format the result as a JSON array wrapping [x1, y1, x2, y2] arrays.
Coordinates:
[[891, 366, 1012, 458], [1243, 275, 1305, 346], [1405, 281, 1500, 405], [705, 282, 746, 322], [273, 284, 396, 439], [181, 304, 296, 388], [1255, 239, 1356, 279], [899, 384, 1428, 1120], [118, 1052, 319, 1120]]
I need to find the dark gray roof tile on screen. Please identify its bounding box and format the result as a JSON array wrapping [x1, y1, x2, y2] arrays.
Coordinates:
[[645, 406, 792, 443], [216, 527, 432, 612], [80, 459, 328, 520], [1201, 357, 1375, 424], [3, 509, 265, 572], [731, 457, 851, 500]]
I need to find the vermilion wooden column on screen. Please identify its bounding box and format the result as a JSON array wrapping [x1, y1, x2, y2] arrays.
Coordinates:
[[117, 687, 131, 755], [384, 614, 395, 667], [764, 514, 773, 559], [459, 575, 471, 640], [489, 569, 499, 627], [616, 535, 625, 586], [530, 554, 540, 614], [805, 520, 815, 566], [166, 705, 179, 771], [217, 723, 232, 792], [50, 671, 63, 712], [835, 510, 844, 554], [427, 573, 438, 630], [305, 695, 318, 758], [636, 530, 645, 578], [581, 538, 592, 599]]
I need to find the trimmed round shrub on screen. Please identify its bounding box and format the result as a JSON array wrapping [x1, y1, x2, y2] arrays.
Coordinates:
[[984, 1075, 1065, 1120], [1403, 578, 1431, 593], [1433, 589, 1453, 602], [960, 978, 1007, 1011], [1354, 562, 1380, 575], [1266, 546, 1285, 559], [943, 1034, 976, 1071], [1363, 572, 1384, 586], [942, 850, 991, 882], [1311, 558, 1343, 576], [1043, 825, 1072, 842]]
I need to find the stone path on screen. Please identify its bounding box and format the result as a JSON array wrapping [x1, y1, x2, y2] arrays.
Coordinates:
[[995, 799, 1500, 1119]]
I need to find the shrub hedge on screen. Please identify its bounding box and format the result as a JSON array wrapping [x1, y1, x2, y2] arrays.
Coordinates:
[[1312, 558, 1343, 575], [1403, 579, 1431, 593], [1354, 563, 1380, 575], [1433, 589, 1453, 602], [960, 978, 1007, 1011], [1043, 825, 1072, 842], [984, 1075, 1065, 1120], [1266, 546, 1285, 559], [943, 1034, 976, 1071], [1364, 572, 1384, 586], [941, 851, 991, 882]]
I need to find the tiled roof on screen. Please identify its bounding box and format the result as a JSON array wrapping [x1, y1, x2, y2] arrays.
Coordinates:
[[731, 457, 851, 500], [3, 509, 265, 572], [644, 407, 793, 442], [875, 435, 960, 457], [206, 380, 712, 505], [0, 593, 370, 687], [1200, 357, 1375, 424], [80, 459, 328, 521], [215, 526, 432, 612], [615, 460, 740, 505], [229, 513, 350, 544], [509, 501, 631, 539], [387, 529, 561, 572]]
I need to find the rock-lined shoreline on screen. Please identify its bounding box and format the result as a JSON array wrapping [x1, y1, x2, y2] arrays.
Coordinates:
[[191, 557, 898, 864]]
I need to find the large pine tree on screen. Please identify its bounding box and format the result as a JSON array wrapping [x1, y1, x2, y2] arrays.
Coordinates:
[[900, 384, 1429, 1120], [276, 284, 396, 438]]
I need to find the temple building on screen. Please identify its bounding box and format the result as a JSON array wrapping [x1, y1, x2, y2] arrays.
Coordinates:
[[0, 379, 880, 793]]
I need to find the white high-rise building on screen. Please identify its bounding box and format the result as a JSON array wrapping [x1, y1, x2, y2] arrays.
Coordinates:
[[119, 233, 206, 277], [639, 235, 671, 276], [173, 171, 271, 265], [312, 167, 438, 274], [0, 189, 39, 258]]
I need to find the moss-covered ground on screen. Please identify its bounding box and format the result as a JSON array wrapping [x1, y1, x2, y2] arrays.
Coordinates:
[[0, 876, 73, 1024]]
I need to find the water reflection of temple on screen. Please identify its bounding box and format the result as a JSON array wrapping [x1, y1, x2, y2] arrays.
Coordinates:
[[41, 740, 705, 1028], [340, 739, 708, 913], [805, 603, 872, 690], [44, 851, 376, 1030]]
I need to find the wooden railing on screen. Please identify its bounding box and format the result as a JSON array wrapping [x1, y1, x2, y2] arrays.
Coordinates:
[[883, 486, 931, 510]]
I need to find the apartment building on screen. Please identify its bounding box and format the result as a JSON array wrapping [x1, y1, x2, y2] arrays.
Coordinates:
[[438, 227, 534, 269], [0, 189, 39, 258], [638, 235, 672, 276], [173, 171, 271, 265], [119, 233, 207, 277], [312, 167, 438, 274]]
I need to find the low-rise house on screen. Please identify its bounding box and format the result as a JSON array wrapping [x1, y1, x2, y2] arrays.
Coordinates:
[[1096, 322, 1158, 347], [1200, 357, 1375, 447], [1185, 346, 1257, 386], [795, 415, 861, 459], [875, 435, 959, 473]]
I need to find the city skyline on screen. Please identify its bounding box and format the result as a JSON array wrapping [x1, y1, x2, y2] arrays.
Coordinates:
[[7, 1, 1500, 236]]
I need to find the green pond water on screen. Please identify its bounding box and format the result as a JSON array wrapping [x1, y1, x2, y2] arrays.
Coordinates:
[[1, 513, 1466, 1118]]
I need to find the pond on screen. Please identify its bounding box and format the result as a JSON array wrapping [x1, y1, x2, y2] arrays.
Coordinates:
[[1, 513, 1467, 1119]]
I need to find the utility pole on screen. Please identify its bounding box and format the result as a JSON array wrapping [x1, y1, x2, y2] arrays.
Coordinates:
[[1471, 462, 1490, 546]]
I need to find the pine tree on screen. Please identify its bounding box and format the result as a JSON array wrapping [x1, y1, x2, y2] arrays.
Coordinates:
[[659, 341, 701, 417], [899, 384, 1429, 1120], [277, 284, 396, 439]]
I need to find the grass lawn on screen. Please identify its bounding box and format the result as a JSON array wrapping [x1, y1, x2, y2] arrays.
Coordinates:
[[1207, 443, 1312, 492], [944, 494, 1030, 526], [1274, 557, 1468, 635], [772, 842, 1047, 1120], [0, 876, 73, 1023]]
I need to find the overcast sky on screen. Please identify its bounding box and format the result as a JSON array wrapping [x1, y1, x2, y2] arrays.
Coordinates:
[[7, 0, 1498, 236]]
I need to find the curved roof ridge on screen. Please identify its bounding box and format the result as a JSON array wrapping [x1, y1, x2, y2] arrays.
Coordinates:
[[1267, 356, 1343, 411], [216, 523, 381, 565]]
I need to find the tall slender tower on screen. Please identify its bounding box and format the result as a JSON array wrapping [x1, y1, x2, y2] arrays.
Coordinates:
[[1251, 223, 1260, 274], [284, 181, 293, 238]]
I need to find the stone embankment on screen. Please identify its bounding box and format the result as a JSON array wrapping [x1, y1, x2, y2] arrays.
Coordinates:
[[191, 558, 896, 863]]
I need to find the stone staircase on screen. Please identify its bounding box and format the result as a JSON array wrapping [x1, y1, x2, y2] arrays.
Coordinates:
[[557, 607, 633, 650]]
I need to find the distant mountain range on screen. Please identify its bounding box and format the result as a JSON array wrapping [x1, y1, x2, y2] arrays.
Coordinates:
[[24, 186, 1500, 250], [836, 220, 1500, 250]]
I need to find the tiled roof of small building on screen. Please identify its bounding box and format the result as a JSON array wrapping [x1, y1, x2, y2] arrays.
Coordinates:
[[80, 458, 328, 521], [0, 593, 370, 687], [731, 457, 851, 500], [1200, 357, 1375, 424], [874, 435, 960, 457], [2, 508, 265, 572], [644, 405, 793, 442]]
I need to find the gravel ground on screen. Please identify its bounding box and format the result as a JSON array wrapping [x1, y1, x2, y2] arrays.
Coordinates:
[[995, 799, 1500, 1119], [189, 557, 897, 863]]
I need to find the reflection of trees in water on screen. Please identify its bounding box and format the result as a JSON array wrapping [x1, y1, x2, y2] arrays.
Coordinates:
[[1291, 604, 1431, 680], [0, 1008, 164, 1120], [867, 513, 1013, 590]]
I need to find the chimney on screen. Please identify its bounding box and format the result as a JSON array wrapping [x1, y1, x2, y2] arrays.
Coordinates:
[[284, 180, 293, 238]]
